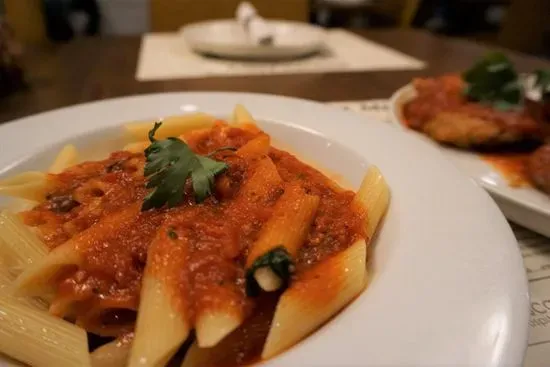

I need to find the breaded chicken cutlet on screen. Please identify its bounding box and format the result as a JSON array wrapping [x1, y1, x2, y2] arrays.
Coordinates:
[[404, 75, 545, 149]]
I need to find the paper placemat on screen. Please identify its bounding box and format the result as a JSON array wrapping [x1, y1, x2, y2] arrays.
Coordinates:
[[328, 99, 550, 367], [136, 29, 425, 81]]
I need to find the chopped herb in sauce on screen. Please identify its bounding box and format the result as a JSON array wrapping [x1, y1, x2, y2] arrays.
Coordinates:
[[246, 246, 294, 297], [167, 228, 178, 240], [142, 122, 229, 210]]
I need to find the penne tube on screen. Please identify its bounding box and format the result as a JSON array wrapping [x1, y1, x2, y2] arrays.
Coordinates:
[[0, 265, 48, 310], [14, 204, 140, 296], [6, 198, 39, 213], [0, 210, 48, 269], [195, 309, 243, 348], [351, 165, 390, 241], [0, 171, 50, 201], [262, 239, 368, 359], [0, 297, 91, 367], [235, 156, 283, 207], [91, 333, 133, 367], [181, 295, 279, 367], [129, 278, 190, 367], [124, 113, 217, 141], [231, 104, 261, 133], [231, 104, 255, 124], [191, 158, 284, 349], [129, 228, 191, 367], [0, 171, 45, 186], [246, 184, 319, 295], [235, 133, 270, 159], [12, 242, 81, 296], [192, 272, 247, 349], [49, 144, 79, 174]]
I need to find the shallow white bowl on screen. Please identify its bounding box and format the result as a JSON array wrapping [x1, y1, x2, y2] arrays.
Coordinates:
[[180, 20, 326, 60], [390, 84, 550, 238], [0, 92, 528, 366]]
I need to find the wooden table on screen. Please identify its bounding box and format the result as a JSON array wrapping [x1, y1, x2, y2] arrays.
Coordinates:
[[2, 29, 549, 123]]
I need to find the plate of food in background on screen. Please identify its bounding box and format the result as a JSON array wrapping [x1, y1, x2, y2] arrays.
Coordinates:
[[390, 53, 550, 237], [181, 2, 325, 60], [0, 93, 528, 366]]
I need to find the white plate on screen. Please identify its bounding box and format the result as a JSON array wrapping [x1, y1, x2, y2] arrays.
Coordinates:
[[0, 93, 528, 366], [180, 20, 325, 60], [390, 84, 550, 238]]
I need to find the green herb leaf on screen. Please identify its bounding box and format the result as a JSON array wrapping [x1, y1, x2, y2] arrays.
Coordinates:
[[463, 52, 523, 110], [192, 156, 228, 202], [534, 69, 550, 101], [167, 228, 178, 239], [535, 70, 550, 89], [142, 123, 228, 210], [245, 246, 294, 297]]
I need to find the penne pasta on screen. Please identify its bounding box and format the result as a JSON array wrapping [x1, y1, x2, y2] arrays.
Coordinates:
[[12, 242, 81, 296], [124, 113, 217, 141], [0, 210, 48, 270], [352, 165, 390, 241], [180, 341, 214, 367], [195, 310, 243, 348], [91, 334, 133, 367], [6, 198, 39, 213], [246, 184, 319, 294], [181, 294, 279, 367], [0, 171, 50, 201], [236, 156, 283, 204], [14, 204, 140, 296], [262, 239, 368, 359], [0, 265, 48, 310], [49, 144, 79, 174], [129, 230, 191, 367], [0, 297, 91, 367], [129, 276, 191, 367], [235, 133, 270, 159], [231, 104, 261, 133], [0, 108, 389, 366], [231, 104, 255, 124], [192, 159, 285, 348]]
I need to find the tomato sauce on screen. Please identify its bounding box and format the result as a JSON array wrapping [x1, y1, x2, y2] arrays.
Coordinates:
[[21, 123, 366, 363], [481, 153, 532, 187]]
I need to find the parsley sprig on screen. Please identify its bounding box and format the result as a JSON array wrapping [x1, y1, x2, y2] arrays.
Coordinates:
[[141, 122, 228, 210], [463, 52, 523, 111]]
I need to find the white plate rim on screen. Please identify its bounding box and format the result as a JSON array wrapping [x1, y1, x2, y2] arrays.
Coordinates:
[[0, 92, 529, 366]]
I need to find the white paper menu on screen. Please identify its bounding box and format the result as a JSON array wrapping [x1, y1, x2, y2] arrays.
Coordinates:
[[515, 222, 550, 367], [329, 100, 550, 366]]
